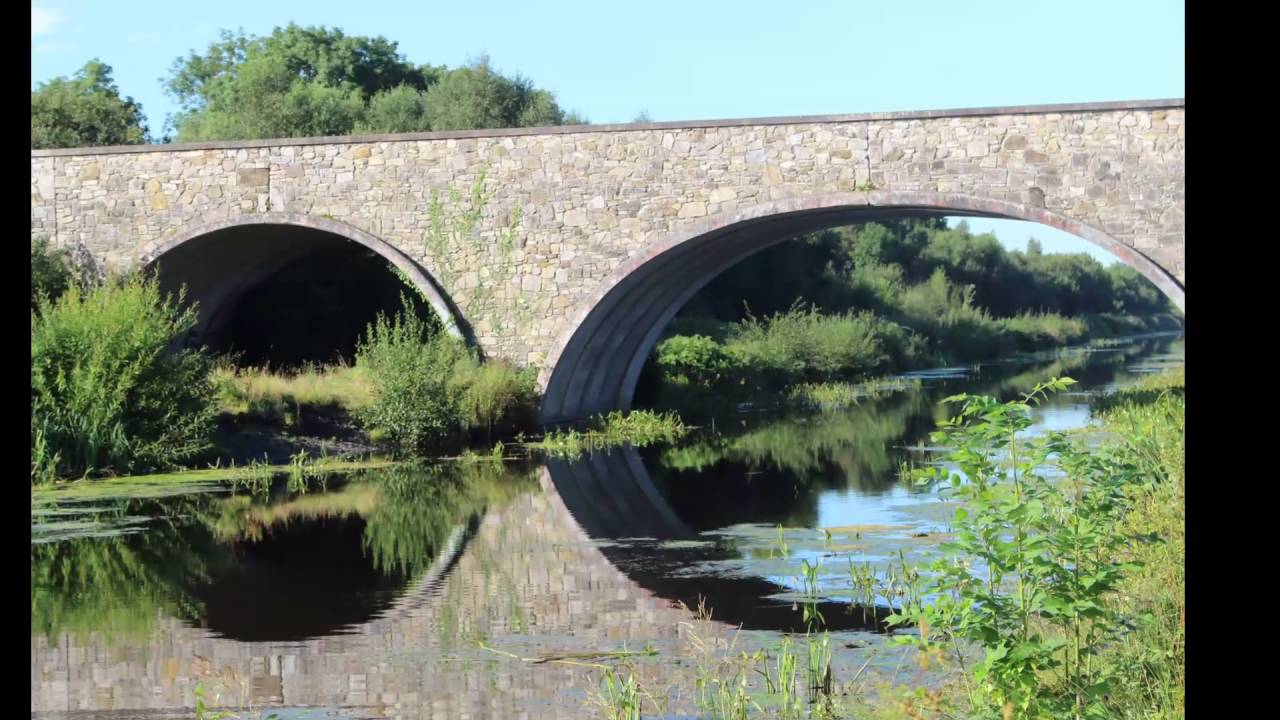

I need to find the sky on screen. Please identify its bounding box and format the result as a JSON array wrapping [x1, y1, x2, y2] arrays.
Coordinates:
[[31, 0, 1183, 264]]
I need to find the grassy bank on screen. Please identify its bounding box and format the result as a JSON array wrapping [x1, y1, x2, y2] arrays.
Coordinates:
[[641, 297, 1181, 416], [30, 262, 541, 482]]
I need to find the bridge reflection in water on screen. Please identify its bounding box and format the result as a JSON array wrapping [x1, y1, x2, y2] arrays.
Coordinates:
[[32, 448, 877, 719]]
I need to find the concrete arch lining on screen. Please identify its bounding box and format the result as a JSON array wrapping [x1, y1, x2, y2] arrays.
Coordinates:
[[540, 191, 1184, 423], [142, 212, 465, 341]]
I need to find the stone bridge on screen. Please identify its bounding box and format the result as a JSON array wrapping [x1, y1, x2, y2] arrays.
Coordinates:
[[30, 99, 1185, 421]]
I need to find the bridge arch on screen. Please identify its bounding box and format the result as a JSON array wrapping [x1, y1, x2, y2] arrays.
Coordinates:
[[539, 191, 1185, 423], [142, 213, 465, 362]]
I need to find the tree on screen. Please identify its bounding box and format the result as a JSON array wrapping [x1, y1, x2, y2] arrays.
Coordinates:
[[356, 84, 432, 133], [164, 27, 575, 141], [422, 57, 569, 131], [32, 60, 148, 149]]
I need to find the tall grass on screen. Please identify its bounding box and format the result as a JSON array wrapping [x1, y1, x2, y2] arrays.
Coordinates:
[[1089, 371, 1185, 718], [211, 361, 375, 421], [31, 276, 216, 482]]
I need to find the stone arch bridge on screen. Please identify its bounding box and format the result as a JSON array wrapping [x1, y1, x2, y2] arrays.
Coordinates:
[[30, 99, 1184, 422]]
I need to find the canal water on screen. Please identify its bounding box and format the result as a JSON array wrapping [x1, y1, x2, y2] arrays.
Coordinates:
[[31, 334, 1183, 719]]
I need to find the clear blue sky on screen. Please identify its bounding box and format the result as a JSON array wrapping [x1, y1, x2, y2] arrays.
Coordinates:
[[31, 0, 1183, 263]]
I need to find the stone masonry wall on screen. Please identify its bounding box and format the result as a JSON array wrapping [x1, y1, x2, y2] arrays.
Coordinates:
[[30, 101, 1185, 368]]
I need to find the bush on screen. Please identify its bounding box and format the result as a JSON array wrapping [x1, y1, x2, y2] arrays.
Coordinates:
[[897, 269, 1011, 360], [726, 305, 892, 384], [354, 301, 470, 452], [354, 298, 537, 452], [31, 238, 75, 311], [654, 334, 738, 386], [31, 276, 216, 481], [1000, 311, 1089, 350]]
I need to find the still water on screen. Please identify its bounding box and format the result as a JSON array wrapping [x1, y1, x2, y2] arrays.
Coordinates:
[[31, 335, 1183, 719]]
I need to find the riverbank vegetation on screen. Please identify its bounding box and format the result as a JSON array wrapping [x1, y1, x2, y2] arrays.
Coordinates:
[[31, 274, 218, 483], [351, 298, 538, 451], [637, 219, 1181, 417], [581, 369, 1185, 719], [528, 410, 688, 458], [29, 237, 540, 482]]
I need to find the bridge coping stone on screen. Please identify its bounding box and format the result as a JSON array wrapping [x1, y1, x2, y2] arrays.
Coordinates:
[[30, 98, 1185, 157]]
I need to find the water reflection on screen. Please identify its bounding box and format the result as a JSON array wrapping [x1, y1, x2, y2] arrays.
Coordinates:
[[545, 335, 1185, 629], [31, 336, 1183, 718], [32, 462, 537, 644]]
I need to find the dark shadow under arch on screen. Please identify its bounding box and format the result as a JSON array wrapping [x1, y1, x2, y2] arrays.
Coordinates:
[[143, 214, 468, 363], [539, 191, 1184, 423]]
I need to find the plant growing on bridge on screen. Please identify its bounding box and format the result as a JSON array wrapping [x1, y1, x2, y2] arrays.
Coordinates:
[[31, 276, 217, 482], [424, 166, 535, 336]]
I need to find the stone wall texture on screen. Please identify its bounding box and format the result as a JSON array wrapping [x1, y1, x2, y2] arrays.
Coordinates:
[[30, 100, 1185, 371]]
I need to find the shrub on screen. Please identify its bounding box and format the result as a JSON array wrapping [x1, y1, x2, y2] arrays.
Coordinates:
[[1000, 312, 1089, 350], [654, 334, 737, 386], [354, 297, 538, 452], [31, 238, 75, 311], [354, 300, 470, 452], [31, 276, 216, 481], [726, 305, 891, 384], [898, 269, 1010, 359]]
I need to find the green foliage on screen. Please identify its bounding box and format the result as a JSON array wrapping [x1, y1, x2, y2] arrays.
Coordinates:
[[422, 56, 572, 131], [353, 297, 468, 452], [32, 60, 149, 149], [676, 218, 1174, 331], [725, 306, 904, 385], [31, 276, 217, 481], [655, 334, 738, 386], [423, 168, 528, 334], [353, 297, 536, 452], [31, 238, 75, 311], [449, 357, 539, 440], [359, 461, 534, 577], [31, 504, 208, 640], [356, 83, 431, 133], [165, 27, 574, 141], [597, 668, 643, 720], [885, 375, 1184, 719], [532, 410, 688, 458]]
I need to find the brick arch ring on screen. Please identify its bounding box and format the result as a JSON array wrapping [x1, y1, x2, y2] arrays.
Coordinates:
[[539, 191, 1185, 423], [141, 212, 465, 340]]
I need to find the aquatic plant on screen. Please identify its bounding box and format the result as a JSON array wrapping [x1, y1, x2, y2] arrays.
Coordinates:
[[530, 410, 688, 458]]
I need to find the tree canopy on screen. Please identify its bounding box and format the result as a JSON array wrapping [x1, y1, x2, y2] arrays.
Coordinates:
[[32, 60, 149, 149], [164, 25, 579, 141], [684, 218, 1175, 321]]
